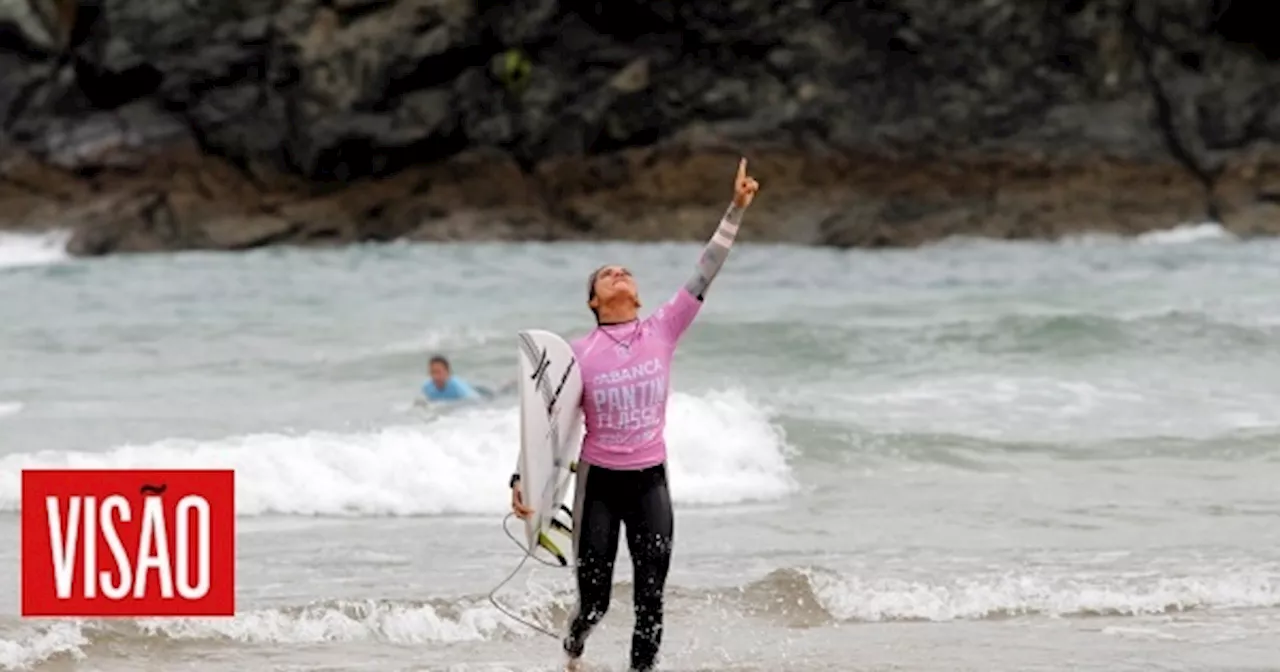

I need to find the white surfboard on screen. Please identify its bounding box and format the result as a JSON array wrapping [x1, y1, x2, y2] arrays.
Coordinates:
[[516, 329, 583, 566]]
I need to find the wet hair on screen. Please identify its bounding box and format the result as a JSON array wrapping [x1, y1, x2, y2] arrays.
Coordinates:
[[586, 265, 608, 321], [428, 355, 450, 371]]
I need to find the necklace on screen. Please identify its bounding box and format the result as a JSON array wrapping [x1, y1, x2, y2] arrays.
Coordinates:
[[597, 320, 641, 351]]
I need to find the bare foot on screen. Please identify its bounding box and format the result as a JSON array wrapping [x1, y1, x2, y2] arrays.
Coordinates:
[[564, 656, 583, 672]]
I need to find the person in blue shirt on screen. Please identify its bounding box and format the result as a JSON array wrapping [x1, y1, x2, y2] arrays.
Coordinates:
[[422, 355, 486, 402]]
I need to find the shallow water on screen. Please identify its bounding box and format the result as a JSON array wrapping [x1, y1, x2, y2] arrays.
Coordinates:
[[1, 225, 1278, 671]]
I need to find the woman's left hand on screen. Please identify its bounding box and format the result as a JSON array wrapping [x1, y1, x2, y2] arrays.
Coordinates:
[[733, 157, 760, 209]]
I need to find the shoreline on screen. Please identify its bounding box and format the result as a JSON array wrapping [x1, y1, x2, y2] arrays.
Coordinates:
[[2, 142, 1277, 257]]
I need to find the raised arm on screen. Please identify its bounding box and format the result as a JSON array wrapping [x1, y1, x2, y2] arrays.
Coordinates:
[[685, 202, 743, 300], [684, 158, 759, 301]]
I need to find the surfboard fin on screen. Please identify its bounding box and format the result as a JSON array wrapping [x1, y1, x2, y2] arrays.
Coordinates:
[[537, 532, 569, 566]]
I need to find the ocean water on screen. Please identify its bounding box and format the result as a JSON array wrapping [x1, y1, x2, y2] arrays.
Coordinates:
[[0, 223, 1278, 671]]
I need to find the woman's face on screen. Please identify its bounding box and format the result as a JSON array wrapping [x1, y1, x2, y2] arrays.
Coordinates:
[[590, 265, 638, 311]]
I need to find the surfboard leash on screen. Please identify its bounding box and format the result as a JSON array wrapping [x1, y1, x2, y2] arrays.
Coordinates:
[[486, 511, 575, 640], [487, 460, 581, 640]]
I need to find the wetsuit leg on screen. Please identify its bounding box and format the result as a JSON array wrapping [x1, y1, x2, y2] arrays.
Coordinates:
[[564, 463, 620, 658], [623, 464, 674, 672]]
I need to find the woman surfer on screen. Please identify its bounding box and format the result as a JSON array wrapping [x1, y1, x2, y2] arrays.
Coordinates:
[[509, 158, 760, 671]]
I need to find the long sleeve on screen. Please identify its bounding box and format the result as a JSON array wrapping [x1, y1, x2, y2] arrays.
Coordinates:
[[683, 202, 744, 301]]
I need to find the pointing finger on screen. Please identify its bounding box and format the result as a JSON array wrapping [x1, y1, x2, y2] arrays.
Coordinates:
[[737, 157, 747, 182]]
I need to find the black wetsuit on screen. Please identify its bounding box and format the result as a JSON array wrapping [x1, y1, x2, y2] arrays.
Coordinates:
[[563, 462, 674, 671]]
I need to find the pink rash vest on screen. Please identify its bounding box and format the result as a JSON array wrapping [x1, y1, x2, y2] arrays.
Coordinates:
[[569, 201, 744, 471], [571, 288, 702, 470]]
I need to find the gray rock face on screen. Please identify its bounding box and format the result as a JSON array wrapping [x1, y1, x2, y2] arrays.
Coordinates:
[[2, 0, 1279, 253]]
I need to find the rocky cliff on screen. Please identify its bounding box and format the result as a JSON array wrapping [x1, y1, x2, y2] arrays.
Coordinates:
[[1, 0, 1278, 254]]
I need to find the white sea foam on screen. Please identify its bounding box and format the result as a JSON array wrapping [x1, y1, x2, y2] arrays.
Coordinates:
[[0, 231, 70, 269], [803, 564, 1280, 622], [1134, 222, 1234, 245], [1059, 222, 1235, 247], [2, 564, 1275, 669], [0, 389, 797, 516]]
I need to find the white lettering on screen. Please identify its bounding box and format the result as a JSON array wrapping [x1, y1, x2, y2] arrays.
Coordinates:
[[135, 497, 173, 599], [598, 408, 664, 432], [592, 389, 607, 413], [43, 493, 212, 601], [620, 385, 636, 410], [589, 375, 669, 433], [606, 387, 622, 413], [46, 496, 80, 599], [641, 378, 664, 406], [99, 495, 131, 599], [591, 358, 664, 386], [175, 496, 210, 599], [83, 496, 97, 597]]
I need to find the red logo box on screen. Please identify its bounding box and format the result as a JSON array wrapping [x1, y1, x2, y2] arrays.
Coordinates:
[[21, 469, 235, 617]]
